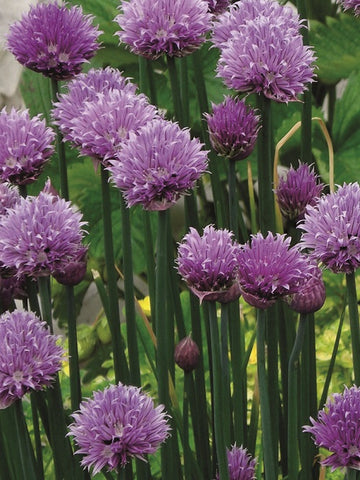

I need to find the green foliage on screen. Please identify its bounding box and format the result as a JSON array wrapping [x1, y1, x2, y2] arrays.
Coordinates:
[[314, 71, 360, 184], [310, 14, 360, 85]]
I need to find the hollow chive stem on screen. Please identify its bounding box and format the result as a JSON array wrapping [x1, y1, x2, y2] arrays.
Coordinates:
[[155, 209, 173, 478], [346, 271, 360, 384], [257, 308, 277, 480], [287, 314, 307, 480], [50, 78, 69, 200], [207, 301, 230, 480], [37, 276, 75, 480], [100, 166, 129, 384], [256, 94, 275, 233]]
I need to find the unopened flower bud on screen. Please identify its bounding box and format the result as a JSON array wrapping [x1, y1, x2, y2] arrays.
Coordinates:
[[174, 336, 200, 373], [286, 263, 326, 314]]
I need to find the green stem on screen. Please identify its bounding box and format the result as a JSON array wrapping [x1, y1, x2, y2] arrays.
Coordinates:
[[346, 272, 360, 384], [228, 301, 246, 444], [50, 78, 69, 200], [100, 165, 129, 384], [13, 400, 38, 480], [179, 57, 190, 126], [156, 209, 172, 478], [66, 284, 82, 411], [256, 94, 275, 233], [220, 304, 231, 446], [228, 160, 247, 242], [287, 314, 307, 480], [347, 468, 360, 480], [37, 276, 75, 480], [143, 210, 156, 325], [31, 394, 44, 480], [191, 49, 226, 227], [183, 374, 192, 480], [167, 56, 184, 125], [207, 301, 230, 480], [120, 194, 141, 386], [257, 308, 277, 480], [189, 292, 212, 478]]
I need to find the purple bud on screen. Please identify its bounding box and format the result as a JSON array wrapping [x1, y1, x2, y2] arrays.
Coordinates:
[[285, 263, 326, 314], [174, 336, 200, 373]]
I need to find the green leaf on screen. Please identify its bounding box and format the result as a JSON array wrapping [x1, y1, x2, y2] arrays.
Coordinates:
[[309, 14, 360, 85], [315, 71, 360, 184]]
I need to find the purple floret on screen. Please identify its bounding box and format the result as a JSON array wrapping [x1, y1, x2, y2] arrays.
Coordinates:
[[0, 108, 55, 185], [205, 96, 260, 161], [176, 225, 241, 303], [68, 383, 171, 475], [300, 183, 360, 274], [7, 2, 101, 80], [0, 190, 87, 278], [237, 232, 312, 309], [0, 309, 64, 409], [115, 0, 211, 59], [109, 117, 208, 210], [304, 385, 360, 471]]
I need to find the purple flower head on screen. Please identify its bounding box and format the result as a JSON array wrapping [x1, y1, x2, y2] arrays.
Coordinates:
[[109, 118, 208, 211], [7, 2, 101, 80], [299, 183, 360, 274], [0, 190, 87, 279], [285, 261, 326, 314], [303, 385, 360, 471], [0, 183, 20, 216], [204, 96, 260, 161], [237, 232, 312, 309], [216, 444, 257, 480], [275, 162, 324, 221], [52, 67, 137, 141], [207, 0, 230, 15], [212, 0, 301, 50], [176, 225, 241, 303], [115, 0, 211, 59], [0, 108, 55, 185], [69, 89, 158, 166], [215, 1, 316, 102], [0, 309, 64, 409], [68, 382, 171, 475], [337, 0, 360, 16]]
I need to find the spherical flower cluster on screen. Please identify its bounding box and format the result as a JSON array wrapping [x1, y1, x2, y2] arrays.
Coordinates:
[[0, 108, 55, 185], [69, 89, 158, 165], [275, 162, 324, 221], [109, 117, 208, 211], [0, 183, 20, 215], [115, 0, 211, 59], [337, 0, 360, 16], [215, 0, 316, 102], [68, 382, 171, 475], [205, 96, 260, 161], [0, 309, 64, 409], [216, 444, 257, 480], [212, 0, 301, 49], [7, 2, 101, 80], [285, 261, 326, 314], [0, 190, 87, 278], [52, 67, 137, 142], [176, 225, 241, 303], [300, 183, 360, 274], [237, 232, 312, 309], [303, 385, 360, 471]]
